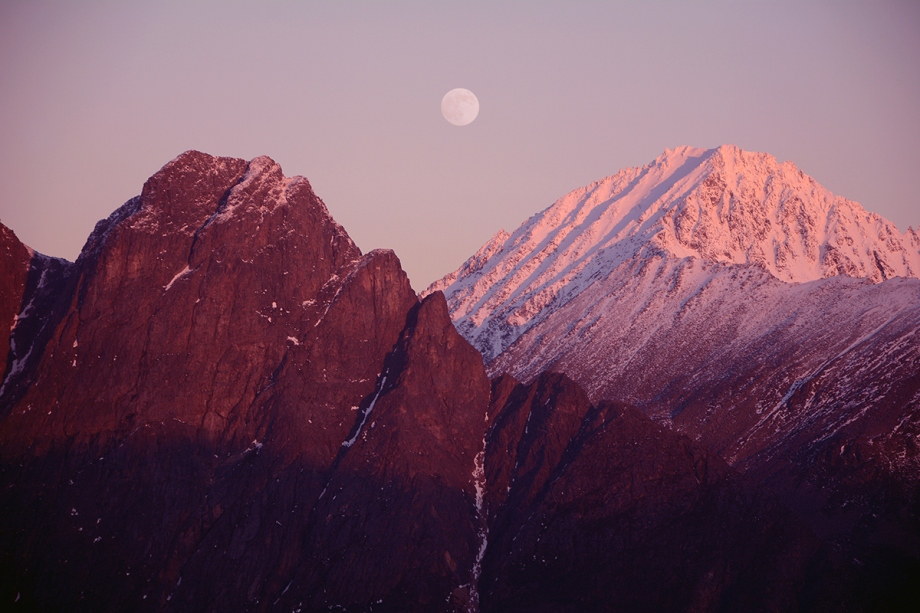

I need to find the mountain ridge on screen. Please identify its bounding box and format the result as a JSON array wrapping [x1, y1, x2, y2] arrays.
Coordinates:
[[427, 144, 920, 363], [431, 144, 920, 605], [2, 149, 917, 610]]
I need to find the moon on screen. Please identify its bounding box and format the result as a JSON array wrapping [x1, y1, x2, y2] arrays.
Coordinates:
[[441, 88, 479, 126]]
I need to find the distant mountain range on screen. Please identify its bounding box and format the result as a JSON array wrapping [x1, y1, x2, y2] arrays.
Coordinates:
[[1, 147, 917, 611]]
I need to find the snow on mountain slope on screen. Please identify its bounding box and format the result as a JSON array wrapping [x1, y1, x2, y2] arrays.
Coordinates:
[[429, 145, 920, 555], [488, 249, 920, 550], [486, 251, 920, 460], [427, 145, 920, 363]]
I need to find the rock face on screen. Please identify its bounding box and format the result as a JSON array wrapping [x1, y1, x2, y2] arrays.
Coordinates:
[[431, 145, 920, 608], [0, 152, 484, 610], [0, 223, 31, 381], [0, 223, 73, 408], [290, 293, 493, 611], [0, 149, 913, 611]]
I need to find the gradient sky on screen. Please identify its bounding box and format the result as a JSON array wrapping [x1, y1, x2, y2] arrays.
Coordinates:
[[1, 1, 918, 289]]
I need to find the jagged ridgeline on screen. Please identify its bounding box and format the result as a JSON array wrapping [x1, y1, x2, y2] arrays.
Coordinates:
[[1, 149, 917, 611]]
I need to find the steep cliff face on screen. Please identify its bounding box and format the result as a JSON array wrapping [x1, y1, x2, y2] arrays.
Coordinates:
[[0, 223, 32, 384], [291, 293, 492, 611], [0, 224, 74, 408], [0, 152, 489, 611], [0, 151, 383, 453]]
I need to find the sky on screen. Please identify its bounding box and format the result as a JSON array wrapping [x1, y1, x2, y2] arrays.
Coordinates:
[[1, 1, 918, 290]]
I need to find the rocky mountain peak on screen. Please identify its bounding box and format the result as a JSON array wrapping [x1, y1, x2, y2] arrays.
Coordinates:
[[0, 150, 373, 451], [653, 144, 918, 283]]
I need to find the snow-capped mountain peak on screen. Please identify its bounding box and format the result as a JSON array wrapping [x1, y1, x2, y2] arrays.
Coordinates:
[[427, 145, 920, 362]]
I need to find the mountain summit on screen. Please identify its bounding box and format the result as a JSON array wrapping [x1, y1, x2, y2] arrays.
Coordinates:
[[428, 144, 920, 362], [431, 146, 920, 603]]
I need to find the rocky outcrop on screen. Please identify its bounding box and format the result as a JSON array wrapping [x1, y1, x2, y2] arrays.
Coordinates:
[[0, 222, 74, 414], [0, 151, 378, 452], [0, 223, 32, 387], [290, 292, 492, 611]]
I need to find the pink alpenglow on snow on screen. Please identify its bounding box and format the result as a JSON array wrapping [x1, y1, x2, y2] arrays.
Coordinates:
[[427, 145, 920, 362]]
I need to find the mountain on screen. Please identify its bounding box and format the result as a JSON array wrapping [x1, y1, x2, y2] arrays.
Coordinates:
[[0, 152, 488, 610], [428, 145, 920, 363], [430, 144, 920, 606], [1, 151, 869, 611]]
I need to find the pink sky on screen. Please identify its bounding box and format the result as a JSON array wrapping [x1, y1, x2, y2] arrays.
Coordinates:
[[1, 1, 918, 289]]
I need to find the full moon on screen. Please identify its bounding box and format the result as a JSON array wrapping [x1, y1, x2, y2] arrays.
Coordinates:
[[441, 88, 479, 126]]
